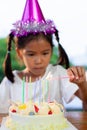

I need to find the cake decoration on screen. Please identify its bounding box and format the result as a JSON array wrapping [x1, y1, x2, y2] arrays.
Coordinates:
[[34, 105, 39, 113], [9, 100, 63, 115], [5, 100, 68, 130]]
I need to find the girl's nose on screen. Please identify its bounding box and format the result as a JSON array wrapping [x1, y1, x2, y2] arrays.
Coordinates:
[[34, 56, 42, 64]]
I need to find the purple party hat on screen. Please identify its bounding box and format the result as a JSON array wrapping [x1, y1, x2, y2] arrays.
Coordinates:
[[11, 0, 56, 36], [22, 0, 45, 22]]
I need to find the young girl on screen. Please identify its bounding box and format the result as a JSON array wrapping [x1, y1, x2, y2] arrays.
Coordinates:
[[0, 0, 87, 113], [0, 31, 87, 113]]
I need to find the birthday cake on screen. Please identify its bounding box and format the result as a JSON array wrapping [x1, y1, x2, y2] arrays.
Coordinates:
[[5, 100, 68, 130]]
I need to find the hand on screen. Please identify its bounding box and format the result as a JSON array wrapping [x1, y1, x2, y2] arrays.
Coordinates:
[[67, 66, 86, 85]]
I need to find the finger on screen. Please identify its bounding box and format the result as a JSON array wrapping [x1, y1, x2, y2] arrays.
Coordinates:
[[81, 67, 85, 76], [67, 68, 75, 80], [76, 66, 83, 76], [80, 67, 86, 80], [69, 67, 79, 79], [76, 66, 85, 79]]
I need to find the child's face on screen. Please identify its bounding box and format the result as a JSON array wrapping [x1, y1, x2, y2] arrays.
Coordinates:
[[17, 38, 52, 77]]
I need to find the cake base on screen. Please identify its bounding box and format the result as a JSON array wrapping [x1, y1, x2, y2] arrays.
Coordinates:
[[0, 117, 78, 130], [4, 112, 68, 130]]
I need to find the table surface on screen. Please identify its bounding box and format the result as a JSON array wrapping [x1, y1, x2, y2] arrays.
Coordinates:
[[0, 111, 87, 130], [65, 111, 87, 130]]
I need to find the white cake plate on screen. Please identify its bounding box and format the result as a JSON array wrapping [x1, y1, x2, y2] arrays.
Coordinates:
[[64, 120, 78, 130]]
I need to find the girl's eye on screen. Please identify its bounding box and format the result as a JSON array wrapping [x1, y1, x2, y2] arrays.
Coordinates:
[[43, 52, 49, 55], [27, 53, 35, 56]]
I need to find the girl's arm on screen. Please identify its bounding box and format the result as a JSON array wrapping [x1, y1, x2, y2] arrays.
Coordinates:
[[67, 66, 87, 102]]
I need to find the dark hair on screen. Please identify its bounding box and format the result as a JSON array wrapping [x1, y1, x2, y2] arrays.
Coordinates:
[[54, 29, 69, 69], [3, 33, 14, 83], [16, 32, 54, 49], [3, 30, 69, 83]]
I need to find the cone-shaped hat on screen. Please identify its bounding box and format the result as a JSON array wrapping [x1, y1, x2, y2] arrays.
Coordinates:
[[22, 0, 45, 22], [11, 0, 56, 36]]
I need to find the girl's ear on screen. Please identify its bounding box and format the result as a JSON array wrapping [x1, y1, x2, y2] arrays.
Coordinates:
[[16, 48, 23, 60]]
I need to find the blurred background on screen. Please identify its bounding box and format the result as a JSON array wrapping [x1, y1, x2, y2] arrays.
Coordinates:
[[0, 0, 87, 110]]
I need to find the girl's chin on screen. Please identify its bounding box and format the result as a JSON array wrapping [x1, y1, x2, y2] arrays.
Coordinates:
[[32, 71, 45, 77]]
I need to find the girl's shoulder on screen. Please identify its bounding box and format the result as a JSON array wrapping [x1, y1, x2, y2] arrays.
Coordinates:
[[0, 76, 12, 88], [13, 70, 22, 83], [45, 64, 67, 78], [48, 64, 66, 72], [0, 70, 21, 86], [13, 70, 19, 75]]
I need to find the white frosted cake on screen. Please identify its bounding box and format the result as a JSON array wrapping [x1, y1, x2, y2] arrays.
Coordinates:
[[5, 100, 69, 130]]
